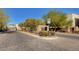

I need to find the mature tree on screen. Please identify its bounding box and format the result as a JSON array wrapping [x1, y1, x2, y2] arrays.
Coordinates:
[[36, 19, 45, 25], [19, 18, 45, 31], [0, 9, 9, 31], [43, 10, 72, 31], [24, 18, 38, 31], [19, 22, 25, 27]]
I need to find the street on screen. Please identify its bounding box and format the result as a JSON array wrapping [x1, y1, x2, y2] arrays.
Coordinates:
[[0, 31, 79, 51]]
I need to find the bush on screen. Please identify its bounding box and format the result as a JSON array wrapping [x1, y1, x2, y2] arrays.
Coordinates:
[[0, 27, 8, 32], [58, 28, 66, 32], [74, 30, 79, 34], [39, 31, 49, 36], [49, 31, 55, 36], [39, 31, 55, 36]]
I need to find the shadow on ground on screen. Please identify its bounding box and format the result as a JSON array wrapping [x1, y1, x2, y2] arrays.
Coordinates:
[[0, 31, 16, 34]]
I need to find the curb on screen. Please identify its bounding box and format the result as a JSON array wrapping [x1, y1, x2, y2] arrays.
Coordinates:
[[19, 31, 58, 40]]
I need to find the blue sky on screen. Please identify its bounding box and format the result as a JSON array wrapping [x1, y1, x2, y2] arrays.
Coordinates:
[[3, 8, 79, 24]]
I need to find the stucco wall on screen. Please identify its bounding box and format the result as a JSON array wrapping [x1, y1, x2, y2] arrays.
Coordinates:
[[67, 14, 79, 27]]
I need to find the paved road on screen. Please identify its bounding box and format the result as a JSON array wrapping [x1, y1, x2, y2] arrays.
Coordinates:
[[0, 31, 79, 51]]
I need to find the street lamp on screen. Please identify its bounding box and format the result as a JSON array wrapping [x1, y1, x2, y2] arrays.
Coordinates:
[[47, 18, 51, 31]]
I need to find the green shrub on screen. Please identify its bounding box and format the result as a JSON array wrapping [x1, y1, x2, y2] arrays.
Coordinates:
[[39, 31, 55, 36], [74, 30, 79, 34], [49, 31, 55, 36], [39, 31, 49, 36]]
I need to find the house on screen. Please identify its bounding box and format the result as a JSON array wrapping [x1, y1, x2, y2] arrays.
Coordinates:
[[67, 14, 79, 32], [36, 25, 48, 33], [7, 24, 16, 31], [16, 24, 22, 31]]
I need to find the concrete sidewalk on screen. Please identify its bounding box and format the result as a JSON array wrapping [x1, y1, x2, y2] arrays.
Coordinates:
[[19, 31, 58, 40], [56, 32, 79, 40], [56, 32, 79, 36]]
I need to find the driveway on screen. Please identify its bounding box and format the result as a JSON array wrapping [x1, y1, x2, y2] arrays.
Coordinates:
[[0, 31, 79, 51]]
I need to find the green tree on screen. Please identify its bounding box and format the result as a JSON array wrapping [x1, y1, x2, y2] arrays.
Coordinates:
[[43, 10, 72, 31], [19, 22, 25, 27], [36, 19, 45, 25], [19, 18, 45, 31], [24, 18, 38, 31], [0, 9, 9, 31]]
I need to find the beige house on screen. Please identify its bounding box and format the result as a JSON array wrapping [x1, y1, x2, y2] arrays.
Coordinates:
[[7, 24, 16, 31], [36, 25, 48, 33], [16, 24, 22, 30], [67, 14, 79, 32]]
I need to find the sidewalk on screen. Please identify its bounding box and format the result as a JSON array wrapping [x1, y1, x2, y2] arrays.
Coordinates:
[[55, 32, 79, 40], [56, 32, 79, 37], [19, 31, 58, 40]]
